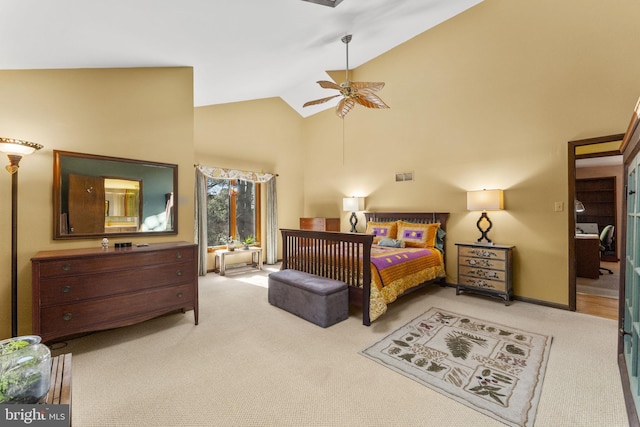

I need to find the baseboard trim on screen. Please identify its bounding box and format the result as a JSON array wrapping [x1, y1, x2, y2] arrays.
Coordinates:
[[444, 283, 571, 311], [513, 295, 570, 311]]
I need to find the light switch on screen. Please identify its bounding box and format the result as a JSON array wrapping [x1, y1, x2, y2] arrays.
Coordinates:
[[554, 202, 564, 212]]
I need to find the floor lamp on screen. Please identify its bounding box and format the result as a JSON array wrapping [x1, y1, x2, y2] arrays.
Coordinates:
[[0, 137, 43, 337]]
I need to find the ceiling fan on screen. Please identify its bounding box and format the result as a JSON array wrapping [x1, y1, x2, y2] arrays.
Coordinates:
[[303, 34, 389, 118]]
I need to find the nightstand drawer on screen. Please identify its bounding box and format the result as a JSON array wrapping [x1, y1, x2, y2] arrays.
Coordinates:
[[459, 265, 506, 282], [459, 256, 506, 271], [458, 276, 507, 292], [458, 245, 507, 261]]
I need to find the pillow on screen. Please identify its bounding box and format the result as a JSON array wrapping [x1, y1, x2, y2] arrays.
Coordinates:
[[396, 221, 440, 248], [365, 221, 397, 243], [377, 237, 405, 248], [435, 227, 446, 252]]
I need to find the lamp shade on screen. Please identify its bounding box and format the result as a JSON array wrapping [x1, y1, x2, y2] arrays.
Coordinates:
[[0, 137, 43, 156], [467, 189, 504, 211], [343, 197, 365, 212]]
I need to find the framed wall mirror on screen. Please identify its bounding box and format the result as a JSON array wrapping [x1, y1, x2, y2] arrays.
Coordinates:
[[53, 150, 178, 239]]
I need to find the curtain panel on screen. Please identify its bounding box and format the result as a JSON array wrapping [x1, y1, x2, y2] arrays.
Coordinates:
[[194, 165, 278, 276]]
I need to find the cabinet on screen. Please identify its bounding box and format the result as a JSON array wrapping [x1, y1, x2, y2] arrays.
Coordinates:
[[456, 243, 514, 305], [575, 177, 616, 260], [299, 218, 340, 231], [31, 241, 198, 343]]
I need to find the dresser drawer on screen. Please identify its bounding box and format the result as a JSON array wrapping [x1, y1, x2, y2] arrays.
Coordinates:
[[37, 248, 194, 278], [38, 261, 195, 306], [39, 283, 195, 336], [458, 246, 507, 261], [458, 276, 506, 292], [459, 256, 506, 271], [459, 265, 506, 282]]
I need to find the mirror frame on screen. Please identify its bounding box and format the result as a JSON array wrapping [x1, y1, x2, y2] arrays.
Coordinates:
[[53, 150, 178, 240]]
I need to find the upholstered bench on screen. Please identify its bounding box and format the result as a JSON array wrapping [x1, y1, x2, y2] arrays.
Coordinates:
[[268, 269, 348, 327]]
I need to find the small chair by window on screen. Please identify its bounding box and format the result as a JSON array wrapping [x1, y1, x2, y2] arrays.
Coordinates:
[[599, 225, 615, 275]]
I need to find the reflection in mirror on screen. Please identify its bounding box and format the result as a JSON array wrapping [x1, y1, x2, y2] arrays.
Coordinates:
[[54, 150, 178, 239]]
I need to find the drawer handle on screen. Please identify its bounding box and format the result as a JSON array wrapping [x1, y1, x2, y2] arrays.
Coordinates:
[[176, 270, 183, 276], [176, 252, 183, 259], [62, 263, 72, 271], [176, 292, 183, 298], [62, 285, 72, 293], [62, 313, 73, 321]]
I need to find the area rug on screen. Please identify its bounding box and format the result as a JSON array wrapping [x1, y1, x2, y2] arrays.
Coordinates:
[[360, 308, 552, 427]]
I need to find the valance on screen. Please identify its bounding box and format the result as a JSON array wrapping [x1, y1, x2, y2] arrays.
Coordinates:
[[196, 164, 275, 183]]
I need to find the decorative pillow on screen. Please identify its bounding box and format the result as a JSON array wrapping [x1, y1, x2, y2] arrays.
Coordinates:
[[396, 221, 440, 248], [377, 238, 405, 248], [435, 227, 446, 252], [365, 221, 397, 243]]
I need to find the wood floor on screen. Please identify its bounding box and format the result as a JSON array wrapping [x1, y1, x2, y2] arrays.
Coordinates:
[[576, 292, 618, 320]]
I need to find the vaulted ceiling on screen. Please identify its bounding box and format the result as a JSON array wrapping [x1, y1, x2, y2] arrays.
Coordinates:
[[0, 0, 482, 117]]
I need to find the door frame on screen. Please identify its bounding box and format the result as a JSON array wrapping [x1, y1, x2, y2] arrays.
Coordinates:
[[567, 133, 624, 311]]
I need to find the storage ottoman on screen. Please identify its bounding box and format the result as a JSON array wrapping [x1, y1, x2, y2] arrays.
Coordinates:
[[268, 269, 348, 327]]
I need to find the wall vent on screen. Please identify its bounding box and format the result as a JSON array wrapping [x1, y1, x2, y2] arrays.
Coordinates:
[[395, 172, 414, 182]]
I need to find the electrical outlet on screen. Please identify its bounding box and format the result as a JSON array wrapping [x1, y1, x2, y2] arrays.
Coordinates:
[[554, 202, 564, 212]]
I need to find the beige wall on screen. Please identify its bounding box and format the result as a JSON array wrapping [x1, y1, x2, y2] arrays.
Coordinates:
[[0, 67, 194, 338], [3, 0, 640, 339], [300, 0, 640, 304], [194, 98, 305, 249]]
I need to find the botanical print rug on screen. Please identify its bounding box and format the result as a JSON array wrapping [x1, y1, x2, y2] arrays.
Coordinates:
[[360, 308, 552, 427]]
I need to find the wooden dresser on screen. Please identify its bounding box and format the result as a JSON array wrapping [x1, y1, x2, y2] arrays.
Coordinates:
[[455, 243, 514, 305], [31, 241, 198, 343], [299, 217, 340, 231]]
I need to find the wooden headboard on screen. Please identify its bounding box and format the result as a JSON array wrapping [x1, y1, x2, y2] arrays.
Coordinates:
[[364, 212, 448, 231]]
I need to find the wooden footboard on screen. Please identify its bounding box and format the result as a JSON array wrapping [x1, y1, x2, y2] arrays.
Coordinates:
[[280, 229, 375, 325], [280, 212, 449, 326]]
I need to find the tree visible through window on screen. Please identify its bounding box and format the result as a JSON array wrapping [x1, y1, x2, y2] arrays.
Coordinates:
[[206, 178, 258, 246]]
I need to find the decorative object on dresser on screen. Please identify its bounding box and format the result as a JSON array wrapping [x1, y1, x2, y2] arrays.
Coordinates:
[[31, 241, 198, 343], [281, 212, 448, 326], [466, 189, 504, 244], [456, 243, 514, 305], [360, 307, 552, 427], [342, 197, 365, 232], [0, 137, 44, 337], [299, 217, 340, 231]]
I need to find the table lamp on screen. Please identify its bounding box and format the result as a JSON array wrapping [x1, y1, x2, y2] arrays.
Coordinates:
[[467, 189, 504, 244], [343, 197, 365, 233]]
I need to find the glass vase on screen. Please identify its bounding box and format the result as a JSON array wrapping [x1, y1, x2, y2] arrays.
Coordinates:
[[0, 335, 51, 404]]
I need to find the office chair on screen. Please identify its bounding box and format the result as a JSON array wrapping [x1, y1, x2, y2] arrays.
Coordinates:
[[599, 225, 615, 275]]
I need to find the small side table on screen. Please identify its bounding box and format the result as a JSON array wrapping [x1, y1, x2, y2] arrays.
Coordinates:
[[215, 247, 263, 276], [456, 243, 514, 305]]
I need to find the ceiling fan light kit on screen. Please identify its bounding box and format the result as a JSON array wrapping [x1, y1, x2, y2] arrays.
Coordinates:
[[300, 0, 344, 7], [303, 34, 389, 118]]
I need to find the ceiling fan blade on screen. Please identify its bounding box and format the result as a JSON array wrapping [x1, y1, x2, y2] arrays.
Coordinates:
[[303, 94, 340, 108], [317, 80, 342, 90], [355, 92, 389, 110], [336, 97, 356, 118], [350, 81, 385, 92]]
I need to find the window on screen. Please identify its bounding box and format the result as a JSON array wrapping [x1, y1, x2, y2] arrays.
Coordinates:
[[206, 178, 260, 246]]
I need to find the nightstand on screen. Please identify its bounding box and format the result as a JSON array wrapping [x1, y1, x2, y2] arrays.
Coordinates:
[[456, 243, 514, 305]]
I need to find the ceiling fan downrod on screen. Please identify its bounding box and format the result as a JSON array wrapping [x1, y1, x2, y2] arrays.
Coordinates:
[[342, 34, 352, 82]]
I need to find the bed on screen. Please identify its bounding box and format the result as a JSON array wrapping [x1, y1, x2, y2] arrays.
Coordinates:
[[280, 212, 448, 325]]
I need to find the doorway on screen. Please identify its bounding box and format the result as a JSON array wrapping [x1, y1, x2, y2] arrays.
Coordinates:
[[568, 134, 624, 318]]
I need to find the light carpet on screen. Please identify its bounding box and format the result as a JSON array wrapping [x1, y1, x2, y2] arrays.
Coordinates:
[[49, 265, 628, 426], [360, 308, 552, 427]]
